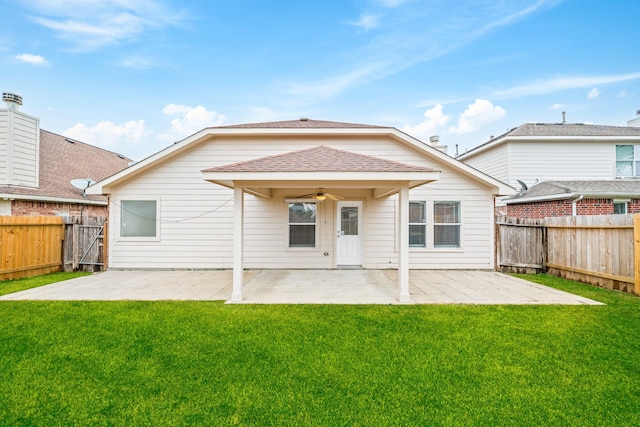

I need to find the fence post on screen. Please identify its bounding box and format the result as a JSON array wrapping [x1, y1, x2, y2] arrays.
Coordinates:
[[634, 214, 640, 296]]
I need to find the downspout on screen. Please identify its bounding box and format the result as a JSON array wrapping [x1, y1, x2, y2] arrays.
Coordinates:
[[572, 194, 584, 216]]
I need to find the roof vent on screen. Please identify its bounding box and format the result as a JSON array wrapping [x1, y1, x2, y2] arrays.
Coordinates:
[[429, 135, 440, 144], [636, 109, 640, 116], [300, 117, 309, 121], [2, 92, 22, 110]]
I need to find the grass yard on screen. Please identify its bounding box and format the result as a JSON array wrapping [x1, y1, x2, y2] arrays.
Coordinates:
[[0, 272, 91, 297], [0, 274, 638, 426]]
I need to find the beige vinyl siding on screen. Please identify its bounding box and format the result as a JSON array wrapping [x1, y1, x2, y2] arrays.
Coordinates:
[[463, 143, 509, 183], [108, 135, 496, 270], [0, 109, 39, 187], [508, 141, 613, 187], [0, 111, 7, 183]]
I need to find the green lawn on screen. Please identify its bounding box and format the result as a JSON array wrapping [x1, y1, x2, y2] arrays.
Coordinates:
[[0, 274, 638, 426], [0, 271, 91, 297]]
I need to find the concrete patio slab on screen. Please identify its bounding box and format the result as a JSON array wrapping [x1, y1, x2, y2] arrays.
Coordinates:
[[0, 269, 603, 305]]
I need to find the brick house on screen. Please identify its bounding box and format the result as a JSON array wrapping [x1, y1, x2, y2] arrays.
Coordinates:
[[457, 117, 640, 218], [0, 93, 131, 217], [503, 180, 640, 219]]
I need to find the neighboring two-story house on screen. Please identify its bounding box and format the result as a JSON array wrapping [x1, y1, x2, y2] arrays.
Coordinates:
[[0, 92, 132, 217], [457, 116, 640, 218]]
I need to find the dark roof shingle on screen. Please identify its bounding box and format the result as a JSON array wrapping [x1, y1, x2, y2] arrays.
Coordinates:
[[203, 145, 437, 173], [0, 130, 132, 203], [212, 118, 386, 129]]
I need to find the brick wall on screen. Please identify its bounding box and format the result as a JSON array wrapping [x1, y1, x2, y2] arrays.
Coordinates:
[[506, 198, 640, 219], [11, 200, 108, 217]]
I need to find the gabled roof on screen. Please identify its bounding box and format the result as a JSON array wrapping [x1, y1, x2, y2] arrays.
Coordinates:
[[505, 180, 640, 204], [458, 122, 640, 160], [88, 118, 515, 197], [203, 145, 437, 173], [214, 118, 385, 129], [0, 130, 131, 204]]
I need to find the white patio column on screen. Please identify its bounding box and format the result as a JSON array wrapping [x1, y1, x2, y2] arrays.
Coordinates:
[[398, 184, 411, 302], [231, 186, 244, 302]]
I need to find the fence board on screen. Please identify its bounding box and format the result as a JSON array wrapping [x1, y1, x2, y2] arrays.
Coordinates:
[[62, 216, 106, 272], [0, 216, 64, 280], [503, 214, 636, 293]]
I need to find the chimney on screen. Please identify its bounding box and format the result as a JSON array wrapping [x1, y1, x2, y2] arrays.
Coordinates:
[[562, 111, 566, 124], [2, 92, 22, 111], [429, 135, 447, 154], [628, 109, 640, 127], [0, 92, 39, 187]]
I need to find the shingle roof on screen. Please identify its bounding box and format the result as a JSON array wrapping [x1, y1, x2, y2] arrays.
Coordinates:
[[212, 118, 386, 129], [203, 145, 438, 173], [0, 130, 132, 203], [508, 123, 640, 137], [510, 180, 640, 201]]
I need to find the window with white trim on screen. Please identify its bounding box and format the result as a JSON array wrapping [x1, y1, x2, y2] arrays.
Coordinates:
[[120, 200, 157, 238], [615, 145, 640, 177], [613, 201, 628, 214], [434, 201, 461, 248], [288, 202, 317, 248], [409, 201, 426, 247]]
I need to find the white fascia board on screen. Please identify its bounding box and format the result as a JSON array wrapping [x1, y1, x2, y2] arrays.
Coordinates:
[[0, 193, 107, 205], [202, 171, 441, 189], [505, 191, 640, 204]]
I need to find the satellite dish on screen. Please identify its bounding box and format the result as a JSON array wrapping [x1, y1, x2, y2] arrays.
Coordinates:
[[70, 178, 96, 197], [516, 179, 528, 191]]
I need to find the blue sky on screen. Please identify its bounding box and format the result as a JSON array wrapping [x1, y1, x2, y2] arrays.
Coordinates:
[[2, 0, 639, 160]]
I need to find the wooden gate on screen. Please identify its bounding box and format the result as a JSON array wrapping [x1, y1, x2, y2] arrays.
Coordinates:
[[63, 216, 107, 272], [496, 216, 546, 274]]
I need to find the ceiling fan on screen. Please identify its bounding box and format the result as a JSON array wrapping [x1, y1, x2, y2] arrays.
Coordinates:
[[296, 189, 344, 201]]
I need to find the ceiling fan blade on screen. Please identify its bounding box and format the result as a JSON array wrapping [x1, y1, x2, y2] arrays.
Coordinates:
[[326, 193, 344, 201], [295, 192, 316, 198]]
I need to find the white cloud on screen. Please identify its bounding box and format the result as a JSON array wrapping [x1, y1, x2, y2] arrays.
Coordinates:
[[587, 88, 600, 99], [551, 103, 564, 110], [402, 104, 450, 140], [448, 99, 506, 134], [63, 119, 148, 155], [348, 14, 380, 31], [160, 104, 227, 140], [21, 0, 186, 51], [495, 72, 640, 99], [15, 53, 48, 65], [281, 0, 563, 103]]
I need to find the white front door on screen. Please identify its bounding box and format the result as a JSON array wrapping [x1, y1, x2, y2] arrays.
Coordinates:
[[336, 201, 363, 266]]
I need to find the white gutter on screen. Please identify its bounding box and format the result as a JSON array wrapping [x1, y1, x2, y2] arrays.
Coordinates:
[[572, 195, 584, 216], [0, 193, 107, 205]]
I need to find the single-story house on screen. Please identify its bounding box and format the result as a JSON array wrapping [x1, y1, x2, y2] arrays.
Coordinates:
[[504, 180, 640, 218], [87, 119, 515, 302]]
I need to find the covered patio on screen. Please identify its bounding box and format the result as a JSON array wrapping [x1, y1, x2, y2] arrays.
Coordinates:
[[201, 145, 441, 303], [0, 269, 602, 305]]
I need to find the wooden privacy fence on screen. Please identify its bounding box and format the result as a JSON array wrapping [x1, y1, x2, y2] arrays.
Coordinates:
[[0, 215, 107, 281], [0, 216, 64, 280], [497, 214, 638, 295]]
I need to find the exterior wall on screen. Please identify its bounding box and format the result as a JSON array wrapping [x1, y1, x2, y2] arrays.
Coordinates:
[[462, 139, 616, 189], [107, 135, 497, 270], [11, 200, 107, 217], [508, 141, 613, 188], [463, 143, 509, 183], [506, 198, 640, 219], [0, 108, 39, 187]]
